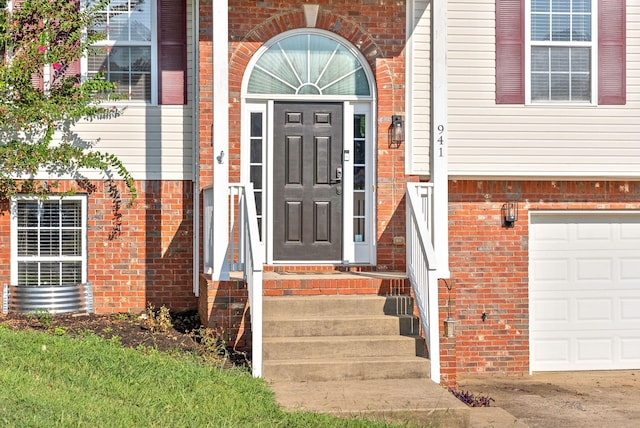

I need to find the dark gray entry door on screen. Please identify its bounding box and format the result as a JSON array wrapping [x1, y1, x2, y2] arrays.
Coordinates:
[[273, 102, 343, 261]]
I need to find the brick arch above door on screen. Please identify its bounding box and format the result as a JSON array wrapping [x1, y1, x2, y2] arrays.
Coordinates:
[[228, 9, 396, 95]]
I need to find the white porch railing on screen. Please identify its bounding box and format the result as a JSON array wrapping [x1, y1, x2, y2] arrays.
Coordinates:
[[225, 182, 437, 380], [406, 182, 440, 383], [228, 184, 264, 378]]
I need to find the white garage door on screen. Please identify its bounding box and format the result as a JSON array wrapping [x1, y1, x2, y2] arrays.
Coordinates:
[[530, 213, 640, 371]]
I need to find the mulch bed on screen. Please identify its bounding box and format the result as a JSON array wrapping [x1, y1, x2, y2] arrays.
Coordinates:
[[0, 310, 250, 368]]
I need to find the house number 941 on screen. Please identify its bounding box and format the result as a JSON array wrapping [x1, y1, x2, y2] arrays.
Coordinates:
[[437, 124, 445, 157]]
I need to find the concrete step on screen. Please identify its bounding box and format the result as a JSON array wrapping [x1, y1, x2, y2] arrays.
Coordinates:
[[263, 355, 431, 382], [269, 378, 528, 428], [262, 293, 428, 384], [263, 294, 415, 318], [269, 378, 472, 427], [263, 334, 425, 360], [262, 314, 420, 337]]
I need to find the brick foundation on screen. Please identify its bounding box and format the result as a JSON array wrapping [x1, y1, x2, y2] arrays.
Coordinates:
[[198, 275, 251, 350], [448, 179, 640, 377], [0, 179, 196, 314], [439, 278, 457, 386]]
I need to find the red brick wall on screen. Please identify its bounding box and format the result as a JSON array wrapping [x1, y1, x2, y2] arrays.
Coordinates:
[[448, 179, 640, 376], [0, 179, 196, 314], [199, 0, 409, 270], [198, 275, 251, 350], [439, 278, 457, 386]]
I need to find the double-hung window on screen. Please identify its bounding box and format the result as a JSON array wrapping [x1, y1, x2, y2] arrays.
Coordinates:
[[11, 197, 87, 287], [496, 0, 625, 105], [85, 0, 187, 105], [528, 0, 595, 103], [87, 0, 154, 102]]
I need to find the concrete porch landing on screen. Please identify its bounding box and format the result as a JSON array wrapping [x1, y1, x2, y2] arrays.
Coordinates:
[[269, 378, 527, 427]]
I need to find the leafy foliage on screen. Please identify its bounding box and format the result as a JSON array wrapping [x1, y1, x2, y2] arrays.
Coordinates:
[[0, 0, 136, 200], [142, 304, 174, 333]]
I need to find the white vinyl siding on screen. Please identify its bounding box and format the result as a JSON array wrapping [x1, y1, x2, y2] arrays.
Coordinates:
[[51, 0, 194, 181], [448, 0, 640, 178], [70, 105, 193, 180], [407, 0, 432, 175]]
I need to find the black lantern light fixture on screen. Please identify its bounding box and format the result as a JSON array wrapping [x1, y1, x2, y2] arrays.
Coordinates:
[[389, 115, 404, 148], [501, 202, 518, 228]]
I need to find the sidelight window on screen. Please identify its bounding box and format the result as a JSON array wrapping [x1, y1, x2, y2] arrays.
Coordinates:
[[353, 114, 367, 243]]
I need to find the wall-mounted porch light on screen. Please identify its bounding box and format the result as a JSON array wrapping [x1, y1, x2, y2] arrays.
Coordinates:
[[389, 115, 404, 148], [501, 202, 518, 228], [443, 279, 456, 338]]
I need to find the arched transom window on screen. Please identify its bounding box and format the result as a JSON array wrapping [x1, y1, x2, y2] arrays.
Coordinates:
[[247, 33, 371, 96]]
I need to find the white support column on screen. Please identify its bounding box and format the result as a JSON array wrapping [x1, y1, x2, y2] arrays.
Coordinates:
[[212, 0, 230, 281], [429, 0, 449, 385], [431, 0, 450, 279]]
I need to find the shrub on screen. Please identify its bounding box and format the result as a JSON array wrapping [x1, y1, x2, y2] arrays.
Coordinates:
[[448, 388, 495, 407]]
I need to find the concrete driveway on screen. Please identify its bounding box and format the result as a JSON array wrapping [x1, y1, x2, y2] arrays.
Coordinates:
[[459, 370, 640, 428]]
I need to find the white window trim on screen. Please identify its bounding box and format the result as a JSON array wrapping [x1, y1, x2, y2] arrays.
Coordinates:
[[351, 102, 376, 264], [243, 100, 376, 265], [241, 102, 267, 245], [241, 29, 377, 265], [524, 0, 598, 105], [82, 0, 158, 105], [10, 195, 88, 286]]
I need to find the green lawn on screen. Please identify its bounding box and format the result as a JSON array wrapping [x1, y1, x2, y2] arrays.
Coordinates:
[[0, 326, 405, 427]]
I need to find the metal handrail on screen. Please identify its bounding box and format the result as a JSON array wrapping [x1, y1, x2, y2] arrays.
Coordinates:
[[406, 182, 440, 383]]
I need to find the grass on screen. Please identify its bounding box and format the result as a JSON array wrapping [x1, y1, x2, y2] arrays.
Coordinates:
[[0, 326, 407, 427]]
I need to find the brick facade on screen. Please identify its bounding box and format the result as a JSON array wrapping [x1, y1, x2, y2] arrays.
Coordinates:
[[198, 0, 409, 270], [448, 179, 640, 376], [0, 179, 196, 314], [196, 0, 411, 341], [4, 1, 633, 383]]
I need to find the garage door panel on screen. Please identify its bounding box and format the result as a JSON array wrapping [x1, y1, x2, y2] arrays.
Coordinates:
[[576, 223, 612, 241], [530, 298, 569, 323], [621, 259, 640, 280], [621, 339, 640, 361], [577, 338, 613, 362], [530, 259, 569, 282], [576, 298, 612, 322], [533, 222, 569, 244], [532, 339, 570, 365], [620, 222, 640, 240], [530, 213, 640, 371], [533, 292, 640, 326], [621, 299, 640, 320], [576, 258, 612, 281], [533, 333, 640, 371]]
